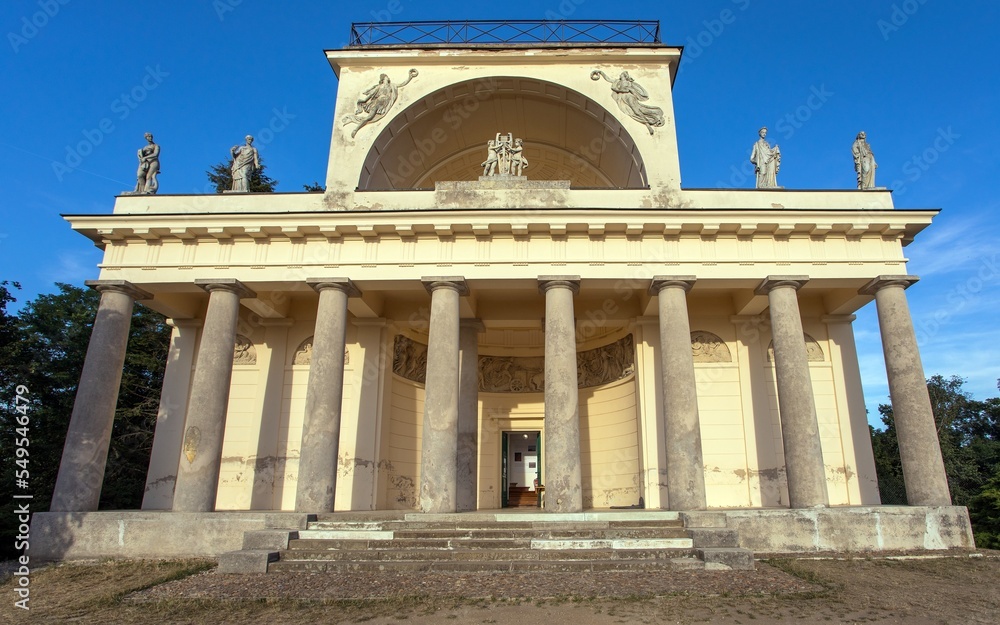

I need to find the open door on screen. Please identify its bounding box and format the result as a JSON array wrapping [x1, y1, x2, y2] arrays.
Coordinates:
[[502, 430, 541, 508], [501, 432, 509, 508]]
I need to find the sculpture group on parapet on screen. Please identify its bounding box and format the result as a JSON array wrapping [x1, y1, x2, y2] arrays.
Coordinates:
[[342, 69, 419, 139], [481, 133, 528, 178]]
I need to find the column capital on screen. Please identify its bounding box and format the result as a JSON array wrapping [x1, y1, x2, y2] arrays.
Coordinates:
[[649, 276, 696, 295], [755, 275, 809, 295], [422, 276, 469, 295], [85, 279, 152, 301], [307, 277, 361, 297], [460, 318, 486, 333], [194, 278, 256, 299], [859, 275, 919, 296], [538, 275, 581, 294]]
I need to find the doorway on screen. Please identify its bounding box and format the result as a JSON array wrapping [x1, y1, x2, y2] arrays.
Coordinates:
[[501, 431, 542, 508]]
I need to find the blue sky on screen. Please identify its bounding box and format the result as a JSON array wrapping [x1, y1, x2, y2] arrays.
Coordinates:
[[1, 0, 997, 424]]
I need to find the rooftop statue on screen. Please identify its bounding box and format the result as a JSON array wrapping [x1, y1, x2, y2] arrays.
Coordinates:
[[229, 135, 260, 193], [481, 133, 527, 178], [343, 69, 419, 139], [590, 69, 665, 135], [124, 133, 159, 195], [750, 127, 781, 189], [852, 131, 878, 190]]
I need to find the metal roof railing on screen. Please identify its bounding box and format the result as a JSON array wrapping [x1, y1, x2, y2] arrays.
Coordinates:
[[348, 20, 661, 48]]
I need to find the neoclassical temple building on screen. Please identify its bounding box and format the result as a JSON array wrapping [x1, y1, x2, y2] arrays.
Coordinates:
[[37, 21, 973, 560]]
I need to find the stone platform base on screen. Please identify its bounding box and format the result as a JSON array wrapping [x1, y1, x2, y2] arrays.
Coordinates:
[[682, 506, 975, 554], [30, 511, 312, 562], [30, 506, 974, 562]]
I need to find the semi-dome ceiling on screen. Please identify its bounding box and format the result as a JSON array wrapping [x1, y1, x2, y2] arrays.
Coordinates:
[[358, 76, 648, 190]]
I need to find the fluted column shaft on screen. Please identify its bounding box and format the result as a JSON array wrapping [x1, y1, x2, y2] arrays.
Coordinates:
[[650, 277, 706, 510], [419, 278, 468, 513], [51, 281, 150, 512], [862, 276, 951, 506], [539, 276, 583, 513], [295, 278, 360, 512], [756, 276, 828, 508], [172, 279, 255, 512]]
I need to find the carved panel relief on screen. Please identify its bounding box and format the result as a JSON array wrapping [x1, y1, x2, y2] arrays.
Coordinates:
[[391, 334, 635, 391], [766, 334, 825, 362], [292, 336, 350, 366], [233, 335, 257, 365], [691, 331, 732, 363]]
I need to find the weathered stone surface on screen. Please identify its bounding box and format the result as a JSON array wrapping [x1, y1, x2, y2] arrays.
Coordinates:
[[50, 282, 149, 512], [756, 276, 828, 508], [861, 276, 952, 506], [217, 549, 278, 574], [457, 319, 484, 511], [539, 277, 583, 513], [696, 547, 755, 570]]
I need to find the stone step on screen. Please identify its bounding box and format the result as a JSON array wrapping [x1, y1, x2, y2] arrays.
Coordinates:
[[278, 547, 698, 562], [288, 538, 535, 550], [268, 557, 707, 574], [381, 528, 691, 540], [305, 519, 683, 531]]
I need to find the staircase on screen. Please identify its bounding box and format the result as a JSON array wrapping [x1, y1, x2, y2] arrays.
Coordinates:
[[219, 511, 754, 573]]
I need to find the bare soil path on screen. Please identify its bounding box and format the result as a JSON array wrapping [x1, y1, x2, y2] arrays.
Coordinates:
[[2, 552, 998, 624]]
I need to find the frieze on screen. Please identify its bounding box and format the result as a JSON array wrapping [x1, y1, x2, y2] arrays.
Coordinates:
[[392, 334, 635, 391]]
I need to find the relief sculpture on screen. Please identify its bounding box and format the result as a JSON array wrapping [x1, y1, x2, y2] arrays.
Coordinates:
[[766, 334, 825, 362], [292, 337, 349, 366], [691, 331, 732, 363], [392, 334, 634, 391], [233, 335, 257, 365]]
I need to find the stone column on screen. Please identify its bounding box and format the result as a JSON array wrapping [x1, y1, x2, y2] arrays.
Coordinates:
[[457, 319, 484, 512], [142, 318, 201, 510], [418, 277, 469, 513], [172, 279, 255, 512], [755, 276, 828, 508], [539, 276, 583, 513], [51, 281, 151, 512], [295, 279, 360, 512], [650, 277, 706, 510], [861, 276, 951, 506]]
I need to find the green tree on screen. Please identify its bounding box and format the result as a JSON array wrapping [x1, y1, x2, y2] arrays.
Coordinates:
[[206, 158, 278, 193], [302, 181, 325, 192], [874, 375, 1000, 508], [0, 284, 171, 558], [968, 468, 1000, 549]]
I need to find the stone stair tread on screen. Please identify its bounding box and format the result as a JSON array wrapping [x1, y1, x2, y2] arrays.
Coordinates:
[[268, 558, 706, 573]]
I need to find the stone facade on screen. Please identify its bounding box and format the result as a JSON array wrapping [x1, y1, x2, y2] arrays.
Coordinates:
[[39, 34, 969, 557]]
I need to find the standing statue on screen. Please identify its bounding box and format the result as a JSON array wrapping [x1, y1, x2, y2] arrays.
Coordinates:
[[481, 137, 500, 176], [342, 69, 419, 139], [230, 135, 260, 193], [852, 131, 878, 189], [750, 127, 781, 189], [125, 132, 160, 195], [510, 138, 528, 176], [591, 70, 665, 135]]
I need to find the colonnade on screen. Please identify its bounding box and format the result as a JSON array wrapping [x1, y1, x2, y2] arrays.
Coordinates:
[[48, 274, 952, 515]]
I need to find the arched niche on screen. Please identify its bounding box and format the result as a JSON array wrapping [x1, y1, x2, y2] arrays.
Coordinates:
[[766, 334, 825, 363], [359, 76, 649, 190]]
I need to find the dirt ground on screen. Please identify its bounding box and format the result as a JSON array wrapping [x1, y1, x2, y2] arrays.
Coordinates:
[[2, 553, 998, 624]]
